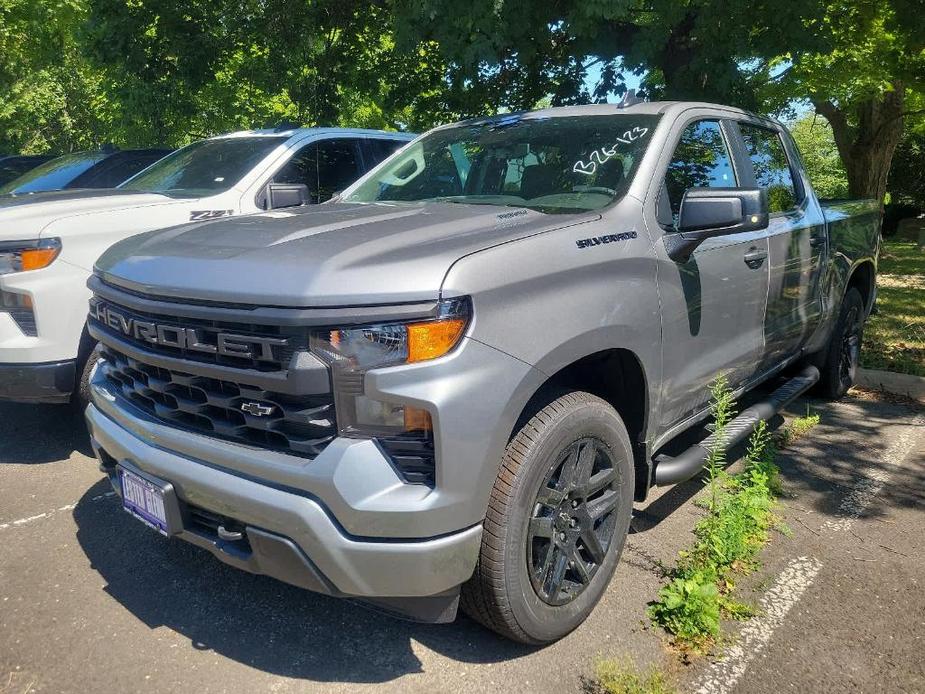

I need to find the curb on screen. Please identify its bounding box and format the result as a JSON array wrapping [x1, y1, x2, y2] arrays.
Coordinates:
[[857, 368, 925, 404]]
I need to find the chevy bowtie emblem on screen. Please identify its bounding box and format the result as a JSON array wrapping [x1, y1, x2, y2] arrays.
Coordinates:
[[240, 401, 276, 417]]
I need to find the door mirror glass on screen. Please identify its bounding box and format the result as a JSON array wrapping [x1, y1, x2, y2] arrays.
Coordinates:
[[265, 182, 309, 209]]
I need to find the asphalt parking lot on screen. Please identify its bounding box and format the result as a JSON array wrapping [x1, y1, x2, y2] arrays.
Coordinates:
[[1, 392, 923, 694]]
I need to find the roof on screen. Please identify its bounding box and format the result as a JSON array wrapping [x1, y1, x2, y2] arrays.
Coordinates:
[[211, 127, 417, 140], [439, 101, 780, 130]]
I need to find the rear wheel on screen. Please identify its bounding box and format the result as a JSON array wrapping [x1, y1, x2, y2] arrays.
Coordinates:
[[817, 287, 865, 399], [460, 391, 634, 644]]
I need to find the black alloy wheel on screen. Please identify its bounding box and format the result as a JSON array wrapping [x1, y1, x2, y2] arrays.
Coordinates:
[[527, 437, 620, 606]]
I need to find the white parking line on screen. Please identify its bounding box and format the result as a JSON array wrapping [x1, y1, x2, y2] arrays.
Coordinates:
[[821, 413, 925, 533], [693, 413, 923, 694], [0, 491, 116, 531], [693, 556, 824, 694]]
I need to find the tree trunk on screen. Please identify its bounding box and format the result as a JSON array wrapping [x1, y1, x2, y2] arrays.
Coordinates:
[[812, 84, 906, 204]]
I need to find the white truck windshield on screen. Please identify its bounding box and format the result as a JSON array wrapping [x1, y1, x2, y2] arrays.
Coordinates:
[[120, 136, 288, 197]]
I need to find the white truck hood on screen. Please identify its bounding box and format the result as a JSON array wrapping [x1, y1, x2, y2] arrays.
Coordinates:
[[0, 190, 186, 241]]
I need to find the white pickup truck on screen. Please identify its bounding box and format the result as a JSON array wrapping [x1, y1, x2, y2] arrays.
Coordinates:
[[0, 127, 414, 405]]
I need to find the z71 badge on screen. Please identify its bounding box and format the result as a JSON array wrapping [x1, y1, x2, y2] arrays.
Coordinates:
[[576, 231, 637, 249], [189, 209, 234, 221]]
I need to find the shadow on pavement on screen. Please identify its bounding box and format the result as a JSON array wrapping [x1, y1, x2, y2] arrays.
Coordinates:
[[774, 394, 925, 520], [57, 391, 925, 684], [73, 478, 535, 684], [0, 401, 93, 463]]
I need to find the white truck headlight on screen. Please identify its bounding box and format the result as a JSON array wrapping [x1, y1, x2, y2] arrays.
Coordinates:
[[311, 298, 470, 436], [0, 238, 62, 275]]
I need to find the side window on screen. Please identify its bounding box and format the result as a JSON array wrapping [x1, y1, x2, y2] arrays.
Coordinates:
[[739, 124, 798, 213], [274, 143, 318, 192], [663, 120, 737, 221], [316, 139, 362, 202], [363, 138, 405, 170]]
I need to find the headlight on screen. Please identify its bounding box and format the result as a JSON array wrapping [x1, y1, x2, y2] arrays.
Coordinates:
[[311, 297, 469, 437], [0, 238, 62, 275]]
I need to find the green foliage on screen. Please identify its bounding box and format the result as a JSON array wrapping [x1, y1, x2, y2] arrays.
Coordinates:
[[394, 1, 830, 112], [0, 0, 112, 153], [862, 240, 925, 377], [648, 567, 721, 644], [888, 131, 925, 208], [779, 408, 821, 448], [648, 384, 788, 652], [593, 659, 676, 694], [789, 115, 849, 199]]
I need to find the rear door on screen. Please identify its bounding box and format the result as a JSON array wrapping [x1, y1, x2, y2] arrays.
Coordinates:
[[650, 116, 771, 431], [731, 121, 826, 369]]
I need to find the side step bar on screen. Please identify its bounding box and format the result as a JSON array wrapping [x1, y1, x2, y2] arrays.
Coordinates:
[[653, 365, 820, 486]]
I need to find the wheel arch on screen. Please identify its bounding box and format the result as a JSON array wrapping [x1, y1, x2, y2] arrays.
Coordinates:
[[846, 259, 876, 316], [512, 348, 652, 502]]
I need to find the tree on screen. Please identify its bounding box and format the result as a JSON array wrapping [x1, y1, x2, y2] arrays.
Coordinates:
[[888, 130, 925, 209], [789, 113, 849, 199], [777, 0, 925, 203], [82, 0, 454, 146], [392, 0, 829, 113], [0, 0, 112, 153]]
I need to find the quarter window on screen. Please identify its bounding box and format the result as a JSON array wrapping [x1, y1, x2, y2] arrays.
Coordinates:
[[739, 124, 798, 213], [664, 120, 737, 219]]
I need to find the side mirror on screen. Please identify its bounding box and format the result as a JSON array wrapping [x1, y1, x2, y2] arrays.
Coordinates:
[[665, 187, 769, 262], [265, 183, 309, 210]]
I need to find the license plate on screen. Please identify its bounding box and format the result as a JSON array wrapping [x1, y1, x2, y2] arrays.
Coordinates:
[[119, 468, 169, 536]]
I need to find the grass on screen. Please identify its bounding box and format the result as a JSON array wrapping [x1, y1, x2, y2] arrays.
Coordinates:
[[862, 240, 925, 376], [646, 379, 818, 654], [590, 659, 675, 694]]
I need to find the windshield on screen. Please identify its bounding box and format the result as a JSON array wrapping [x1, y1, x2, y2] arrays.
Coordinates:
[[344, 114, 661, 213], [0, 152, 106, 194], [119, 136, 288, 197]]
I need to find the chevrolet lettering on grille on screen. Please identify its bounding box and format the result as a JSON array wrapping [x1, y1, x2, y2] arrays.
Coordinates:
[[91, 300, 289, 362]]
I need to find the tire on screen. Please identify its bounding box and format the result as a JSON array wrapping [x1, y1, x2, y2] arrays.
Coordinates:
[[460, 391, 634, 644], [72, 344, 101, 411], [816, 287, 865, 399]]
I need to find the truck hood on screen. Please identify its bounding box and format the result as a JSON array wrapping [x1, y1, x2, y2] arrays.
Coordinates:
[[0, 190, 183, 240], [96, 201, 599, 306]]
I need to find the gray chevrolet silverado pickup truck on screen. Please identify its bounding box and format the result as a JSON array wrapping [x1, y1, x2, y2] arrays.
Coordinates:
[[84, 101, 879, 644]]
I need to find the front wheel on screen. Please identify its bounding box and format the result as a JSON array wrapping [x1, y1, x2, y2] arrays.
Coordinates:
[[460, 391, 634, 644], [816, 287, 865, 399]]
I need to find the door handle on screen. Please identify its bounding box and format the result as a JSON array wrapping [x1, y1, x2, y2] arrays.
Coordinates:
[[809, 236, 826, 248], [744, 247, 767, 269]]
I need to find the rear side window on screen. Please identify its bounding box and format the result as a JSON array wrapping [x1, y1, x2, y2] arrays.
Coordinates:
[[363, 138, 406, 169], [316, 139, 362, 201], [664, 120, 737, 218], [739, 124, 798, 213]]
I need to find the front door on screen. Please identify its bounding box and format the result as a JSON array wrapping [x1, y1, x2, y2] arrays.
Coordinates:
[[649, 117, 771, 432]]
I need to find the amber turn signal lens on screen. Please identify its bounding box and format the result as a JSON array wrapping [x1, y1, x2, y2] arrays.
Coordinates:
[[20, 247, 61, 271], [403, 406, 433, 432], [407, 318, 466, 363]]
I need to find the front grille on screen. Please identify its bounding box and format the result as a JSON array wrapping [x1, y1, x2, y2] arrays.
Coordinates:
[[89, 297, 309, 372], [99, 346, 336, 458]]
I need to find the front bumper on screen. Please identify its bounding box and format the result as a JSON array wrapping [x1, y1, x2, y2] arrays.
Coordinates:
[[85, 400, 483, 621], [0, 359, 75, 403]]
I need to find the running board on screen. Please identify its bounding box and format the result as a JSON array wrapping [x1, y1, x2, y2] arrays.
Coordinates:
[[653, 365, 820, 486]]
